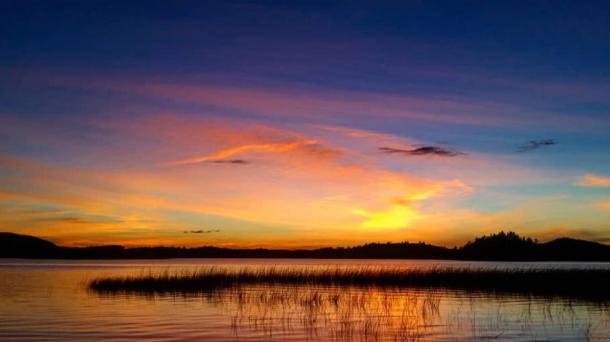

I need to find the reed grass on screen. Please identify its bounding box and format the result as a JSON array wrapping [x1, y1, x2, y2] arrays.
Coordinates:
[[89, 266, 610, 301]]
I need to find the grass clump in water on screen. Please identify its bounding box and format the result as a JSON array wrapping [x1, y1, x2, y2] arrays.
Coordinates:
[[89, 266, 610, 301]]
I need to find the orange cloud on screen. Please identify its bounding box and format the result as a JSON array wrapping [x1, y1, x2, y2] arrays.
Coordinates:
[[596, 201, 610, 211], [167, 139, 319, 166], [578, 174, 610, 187]]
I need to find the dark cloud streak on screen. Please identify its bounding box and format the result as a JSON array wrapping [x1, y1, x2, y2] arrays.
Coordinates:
[[379, 145, 464, 157], [210, 159, 249, 164], [184, 229, 221, 234], [517, 139, 556, 152]]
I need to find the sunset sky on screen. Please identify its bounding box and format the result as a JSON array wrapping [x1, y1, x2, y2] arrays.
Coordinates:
[[1, 1, 610, 247]]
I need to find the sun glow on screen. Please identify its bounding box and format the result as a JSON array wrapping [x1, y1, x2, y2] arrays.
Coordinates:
[[352, 204, 418, 229]]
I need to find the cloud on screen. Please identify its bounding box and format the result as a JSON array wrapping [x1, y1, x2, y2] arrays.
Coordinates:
[[42, 73, 538, 128], [596, 201, 610, 211], [29, 215, 121, 225], [577, 174, 610, 187], [517, 139, 556, 152], [379, 145, 464, 157], [184, 229, 220, 234], [167, 140, 320, 166]]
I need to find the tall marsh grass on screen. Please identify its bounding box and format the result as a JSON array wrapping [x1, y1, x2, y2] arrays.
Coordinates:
[[89, 266, 610, 300]]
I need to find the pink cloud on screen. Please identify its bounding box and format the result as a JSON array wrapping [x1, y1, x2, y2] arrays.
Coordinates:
[[12, 69, 531, 128]]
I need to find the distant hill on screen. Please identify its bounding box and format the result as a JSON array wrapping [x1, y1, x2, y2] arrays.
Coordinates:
[[1, 231, 610, 261], [0, 232, 58, 258], [458, 231, 610, 261], [540, 238, 610, 261]]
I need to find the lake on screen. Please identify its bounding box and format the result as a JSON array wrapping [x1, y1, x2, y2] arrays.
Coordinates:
[[1, 259, 610, 341]]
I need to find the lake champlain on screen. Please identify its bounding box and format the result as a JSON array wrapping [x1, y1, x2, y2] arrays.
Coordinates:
[[1, 259, 610, 341]]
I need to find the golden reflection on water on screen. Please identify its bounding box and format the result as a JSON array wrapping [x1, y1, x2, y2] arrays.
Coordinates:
[[219, 285, 442, 341], [210, 286, 610, 340], [100, 283, 610, 341]]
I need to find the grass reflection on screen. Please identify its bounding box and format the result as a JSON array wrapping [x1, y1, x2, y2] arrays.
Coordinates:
[[90, 266, 610, 340]]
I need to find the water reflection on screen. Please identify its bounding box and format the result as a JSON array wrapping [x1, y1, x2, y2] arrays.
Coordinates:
[[2, 260, 610, 341], [96, 284, 610, 341]]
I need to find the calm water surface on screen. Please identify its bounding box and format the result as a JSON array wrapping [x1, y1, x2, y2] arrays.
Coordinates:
[[1, 259, 610, 341]]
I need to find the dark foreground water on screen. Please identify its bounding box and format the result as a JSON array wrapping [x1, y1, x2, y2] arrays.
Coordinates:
[[1, 259, 610, 341]]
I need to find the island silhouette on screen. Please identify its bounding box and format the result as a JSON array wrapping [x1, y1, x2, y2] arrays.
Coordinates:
[[2, 231, 610, 261]]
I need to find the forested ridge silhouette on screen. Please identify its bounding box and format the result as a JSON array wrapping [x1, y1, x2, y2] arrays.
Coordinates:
[[2, 231, 609, 261]]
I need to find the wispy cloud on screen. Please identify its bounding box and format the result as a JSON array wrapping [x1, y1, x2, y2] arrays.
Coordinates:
[[29, 215, 121, 225], [517, 139, 556, 152], [379, 146, 464, 157], [577, 174, 610, 187], [38, 72, 537, 128], [167, 140, 319, 166]]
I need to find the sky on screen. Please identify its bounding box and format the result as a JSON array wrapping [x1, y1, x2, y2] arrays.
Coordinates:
[[1, 0, 610, 247]]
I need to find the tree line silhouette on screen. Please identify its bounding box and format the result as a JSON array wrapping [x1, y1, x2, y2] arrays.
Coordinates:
[[2, 231, 610, 261]]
